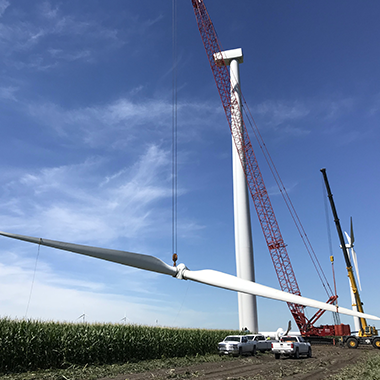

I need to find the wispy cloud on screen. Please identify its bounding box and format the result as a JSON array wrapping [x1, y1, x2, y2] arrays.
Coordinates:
[[0, 256, 219, 327], [0, 88, 214, 256], [322, 97, 354, 120], [47, 48, 91, 63], [1, 144, 173, 245], [254, 99, 310, 128], [26, 97, 172, 148], [38, 1, 59, 21], [0, 1, 122, 70], [369, 93, 380, 116], [0, 85, 17, 100], [251, 96, 361, 139], [24, 95, 224, 150], [0, 259, 184, 324], [0, 0, 9, 18]]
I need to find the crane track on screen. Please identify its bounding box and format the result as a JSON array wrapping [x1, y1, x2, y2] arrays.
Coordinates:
[[97, 345, 375, 380]]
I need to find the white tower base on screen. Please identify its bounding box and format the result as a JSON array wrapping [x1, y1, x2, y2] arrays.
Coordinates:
[[217, 48, 258, 333]]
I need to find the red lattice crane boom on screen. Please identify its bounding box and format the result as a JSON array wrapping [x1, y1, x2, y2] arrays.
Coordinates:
[[191, 0, 339, 336]]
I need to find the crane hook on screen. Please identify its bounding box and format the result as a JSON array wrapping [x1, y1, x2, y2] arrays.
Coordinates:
[[172, 253, 178, 267]]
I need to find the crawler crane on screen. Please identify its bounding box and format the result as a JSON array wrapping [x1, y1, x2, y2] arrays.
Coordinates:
[[321, 168, 379, 348], [191, 0, 350, 338]]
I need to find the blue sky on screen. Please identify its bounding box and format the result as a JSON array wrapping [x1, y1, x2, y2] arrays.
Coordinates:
[[0, 0, 379, 332]]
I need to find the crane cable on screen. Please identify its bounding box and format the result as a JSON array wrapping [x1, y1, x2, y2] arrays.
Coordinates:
[[171, 0, 178, 266], [25, 239, 42, 317], [228, 75, 335, 298], [170, 0, 191, 326]]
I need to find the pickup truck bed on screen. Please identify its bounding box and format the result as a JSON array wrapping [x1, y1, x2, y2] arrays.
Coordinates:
[[271, 336, 312, 359]]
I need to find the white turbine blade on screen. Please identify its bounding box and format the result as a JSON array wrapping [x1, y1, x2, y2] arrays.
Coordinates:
[[344, 231, 352, 247], [275, 328, 284, 340], [351, 247, 362, 291], [0, 231, 177, 277], [350, 217, 355, 245], [284, 320, 292, 336], [180, 267, 379, 321], [1, 231, 378, 321]]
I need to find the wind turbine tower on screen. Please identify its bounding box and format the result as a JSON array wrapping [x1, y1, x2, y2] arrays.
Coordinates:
[[215, 48, 258, 333]]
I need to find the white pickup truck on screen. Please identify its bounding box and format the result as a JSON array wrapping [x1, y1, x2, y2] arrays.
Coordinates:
[[217, 335, 256, 356], [271, 336, 311, 359], [245, 334, 276, 352]]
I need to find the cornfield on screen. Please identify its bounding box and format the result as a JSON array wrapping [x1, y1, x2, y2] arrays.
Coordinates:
[[0, 317, 237, 373]]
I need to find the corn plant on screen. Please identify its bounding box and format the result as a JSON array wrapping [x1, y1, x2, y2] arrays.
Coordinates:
[[0, 317, 237, 373]]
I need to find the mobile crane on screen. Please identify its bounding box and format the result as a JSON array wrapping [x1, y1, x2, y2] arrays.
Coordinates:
[[321, 168, 379, 348], [191, 0, 350, 338]]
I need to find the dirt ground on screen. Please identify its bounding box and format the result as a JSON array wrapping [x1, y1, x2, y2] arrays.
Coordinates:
[[97, 345, 379, 380]]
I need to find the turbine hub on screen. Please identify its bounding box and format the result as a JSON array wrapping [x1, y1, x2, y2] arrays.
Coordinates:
[[175, 263, 188, 280]]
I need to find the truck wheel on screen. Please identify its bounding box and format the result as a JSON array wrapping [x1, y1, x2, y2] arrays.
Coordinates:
[[251, 347, 256, 356], [294, 348, 300, 359], [372, 337, 380, 349], [346, 337, 358, 349], [275, 353, 280, 359], [307, 347, 312, 358]]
